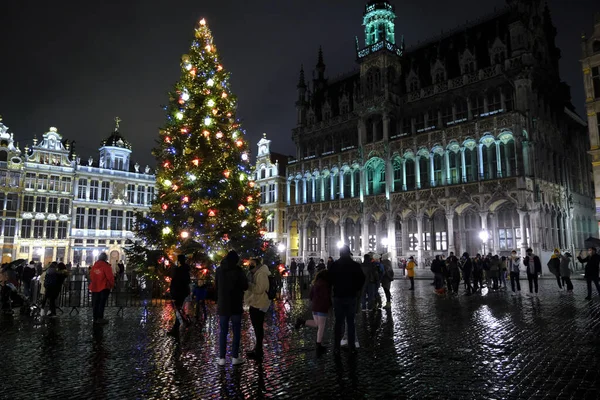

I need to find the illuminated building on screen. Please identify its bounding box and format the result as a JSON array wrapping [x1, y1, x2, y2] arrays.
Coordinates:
[[285, 0, 595, 266]]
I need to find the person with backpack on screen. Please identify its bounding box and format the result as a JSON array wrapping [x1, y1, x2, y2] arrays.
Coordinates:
[[547, 248, 562, 290], [523, 248, 542, 296], [380, 254, 394, 308], [294, 269, 332, 356], [244, 257, 271, 362]]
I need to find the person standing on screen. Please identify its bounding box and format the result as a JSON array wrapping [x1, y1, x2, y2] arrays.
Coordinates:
[[22, 261, 36, 299], [499, 256, 508, 289], [472, 254, 483, 292], [245, 257, 271, 362], [329, 245, 365, 355], [326, 256, 334, 270], [508, 250, 521, 295], [560, 252, 574, 293], [577, 248, 600, 300], [446, 252, 459, 294], [295, 270, 332, 355], [167, 254, 191, 336], [488, 255, 500, 291], [298, 260, 305, 277], [316, 259, 326, 272], [547, 248, 562, 290], [461, 253, 473, 295], [523, 248, 541, 296], [216, 251, 248, 366], [89, 253, 115, 324], [290, 258, 297, 277], [406, 256, 416, 290], [360, 254, 373, 310], [380, 254, 394, 308], [307, 258, 316, 280]]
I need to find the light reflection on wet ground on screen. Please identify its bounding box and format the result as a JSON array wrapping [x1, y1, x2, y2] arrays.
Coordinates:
[[1, 280, 600, 399]]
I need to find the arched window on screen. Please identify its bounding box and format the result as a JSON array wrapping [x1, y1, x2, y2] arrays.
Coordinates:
[[594, 40, 600, 54], [392, 159, 402, 192], [342, 170, 352, 198], [365, 158, 386, 196], [405, 159, 416, 190], [260, 168, 266, 179]]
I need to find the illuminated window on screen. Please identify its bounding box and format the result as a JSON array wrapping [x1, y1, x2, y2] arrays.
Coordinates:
[[89, 180, 99, 201], [88, 209, 97, 229], [59, 199, 70, 214], [47, 198, 58, 214], [21, 220, 32, 238], [77, 179, 87, 200], [75, 207, 85, 229]]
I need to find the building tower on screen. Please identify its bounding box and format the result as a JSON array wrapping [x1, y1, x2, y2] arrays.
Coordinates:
[[582, 13, 600, 234], [99, 117, 132, 171], [362, 0, 397, 47]]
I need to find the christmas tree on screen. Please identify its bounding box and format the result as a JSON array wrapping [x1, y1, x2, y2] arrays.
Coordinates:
[[133, 18, 272, 271]]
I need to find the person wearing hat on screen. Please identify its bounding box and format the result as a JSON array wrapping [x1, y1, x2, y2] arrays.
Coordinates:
[[329, 245, 365, 354], [560, 252, 573, 293], [216, 250, 248, 366], [406, 256, 416, 290]]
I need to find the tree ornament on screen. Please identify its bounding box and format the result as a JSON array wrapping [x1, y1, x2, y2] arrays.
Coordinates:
[[238, 204, 245, 211], [202, 130, 210, 137], [247, 196, 253, 202], [182, 54, 190, 63], [192, 158, 200, 166], [180, 231, 189, 239], [207, 78, 215, 87], [184, 147, 192, 155], [223, 170, 230, 178], [235, 140, 243, 147], [162, 204, 168, 210], [208, 209, 216, 217], [249, 181, 255, 188], [182, 196, 189, 203], [223, 152, 229, 157], [216, 131, 223, 139], [187, 216, 194, 223]]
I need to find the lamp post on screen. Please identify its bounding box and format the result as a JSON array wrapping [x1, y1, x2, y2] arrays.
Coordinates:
[[336, 241, 344, 249], [479, 230, 489, 255], [277, 243, 286, 253]]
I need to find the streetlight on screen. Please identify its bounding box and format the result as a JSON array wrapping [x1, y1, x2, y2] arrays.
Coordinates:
[[479, 230, 489, 255], [337, 241, 344, 249], [277, 243, 286, 253], [381, 237, 389, 247], [92, 249, 99, 258]]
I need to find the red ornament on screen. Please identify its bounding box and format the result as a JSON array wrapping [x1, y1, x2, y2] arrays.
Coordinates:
[[223, 170, 230, 178], [182, 196, 189, 203], [163, 161, 170, 168], [208, 209, 216, 217], [181, 128, 188, 134], [192, 158, 200, 166], [247, 196, 253, 203], [235, 140, 243, 147], [238, 204, 245, 211], [165, 136, 171, 143], [162, 204, 168, 210], [223, 234, 229, 242], [249, 181, 255, 188]]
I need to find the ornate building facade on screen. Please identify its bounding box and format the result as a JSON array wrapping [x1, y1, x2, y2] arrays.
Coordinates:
[[254, 134, 288, 262], [0, 117, 155, 267], [285, 0, 595, 267], [582, 12, 600, 234]]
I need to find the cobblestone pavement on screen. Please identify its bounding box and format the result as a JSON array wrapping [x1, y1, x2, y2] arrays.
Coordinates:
[[1, 279, 600, 400]]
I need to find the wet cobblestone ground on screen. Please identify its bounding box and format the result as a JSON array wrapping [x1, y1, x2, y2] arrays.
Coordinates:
[[2, 279, 600, 400]]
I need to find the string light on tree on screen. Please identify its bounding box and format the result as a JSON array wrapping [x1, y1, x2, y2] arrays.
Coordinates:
[[130, 17, 274, 275]]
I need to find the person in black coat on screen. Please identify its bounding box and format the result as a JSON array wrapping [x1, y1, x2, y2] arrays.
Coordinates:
[[461, 253, 473, 295], [328, 245, 365, 354], [577, 247, 600, 300], [215, 250, 248, 366], [168, 254, 191, 335]]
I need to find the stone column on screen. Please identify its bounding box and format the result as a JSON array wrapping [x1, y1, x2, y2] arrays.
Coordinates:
[[286, 180, 291, 205], [320, 176, 325, 202], [330, 174, 335, 200], [495, 141, 502, 178], [460, 148, 467, 183], [401, 217, 409, 257], [320, 222, 327, 259], [490, 213, 499, 254], [477, 144, 484, 180], [295, 180, 300, 204], [416, 215, 423, 267], [415, 156, 421, 189], [530, 210, 540, 254], [339, 172, 344, 199], [480, 211, 489, 255], [358, 119, 367, 146], [457, 213, 466, 255], [383, 113, 390, 141], [302, 178, 307, 204], [518, 210, 528, 256], [388, 214, 397, 268], [301, 221, 308, 260], [339, 219, 346, 245], [361, 217, 369, 255], [430, 153, 435, 187], [360, 167, 367, 201], [311, 177, 316, 203], [375, 220, 382, 254], [445, 150, 451, 185], [402, 159, 407, 190], [386, 159, 393, 199], [446, 211, 455, 254], [286, 220, 292, 264], [351, 170, 355, 198]]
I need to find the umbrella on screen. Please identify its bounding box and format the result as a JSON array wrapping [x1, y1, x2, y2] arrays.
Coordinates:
[[8, 259, 27, 268], [584, 237, 600, 249]]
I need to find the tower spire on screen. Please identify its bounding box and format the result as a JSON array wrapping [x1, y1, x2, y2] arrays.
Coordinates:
[[297, 65, 306, 88], [114, 116, 121, 131], [316, 46, 325, 81]]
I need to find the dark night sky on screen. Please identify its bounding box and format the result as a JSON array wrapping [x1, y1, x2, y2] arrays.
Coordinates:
[[0, 0, 597, 168]]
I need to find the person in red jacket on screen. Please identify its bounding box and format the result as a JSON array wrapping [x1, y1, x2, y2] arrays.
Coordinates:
[[89, 252, 114, 324]]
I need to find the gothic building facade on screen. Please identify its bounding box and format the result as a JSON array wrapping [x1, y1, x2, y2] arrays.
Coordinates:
[[0, 118, 155, 268], [582, 12, 600, 234], [254, 134, 288, 262], [285, 0, 595, 267]]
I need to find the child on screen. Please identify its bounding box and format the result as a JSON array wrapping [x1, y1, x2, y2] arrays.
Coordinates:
[[294, 270, 331, 355]]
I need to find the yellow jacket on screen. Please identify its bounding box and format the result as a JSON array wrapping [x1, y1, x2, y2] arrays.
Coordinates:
[[406, 261, 416, 278], [244, 265, 271, 310]]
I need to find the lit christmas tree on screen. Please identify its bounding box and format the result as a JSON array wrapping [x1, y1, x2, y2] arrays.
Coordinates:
[[132, 18, 274, 272]]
